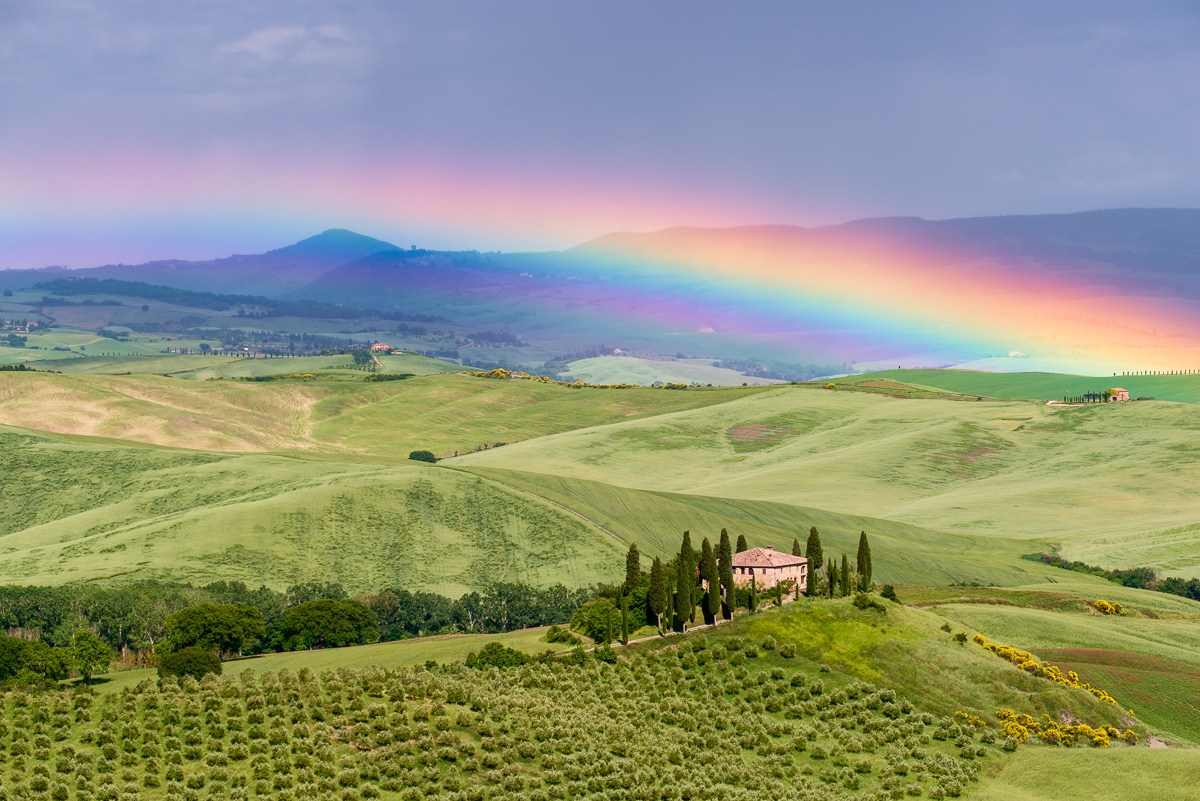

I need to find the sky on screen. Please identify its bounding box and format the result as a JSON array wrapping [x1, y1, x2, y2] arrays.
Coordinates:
[[2, 0, 1199, 268]]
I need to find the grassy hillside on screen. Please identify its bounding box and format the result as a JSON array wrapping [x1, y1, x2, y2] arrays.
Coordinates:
[[972, 749, 1200, 801], [855, 368, 1200, 404], [452, 385, 1200, 560], [560, 355, 784, 386], [0, 427, 624, 595], [0, 371, 760, 457], [456, 467, 1057, 587], [1056, 522, 1200, 579]]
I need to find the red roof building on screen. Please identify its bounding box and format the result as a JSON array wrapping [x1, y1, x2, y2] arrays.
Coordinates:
[[729, 546, 807, 591]]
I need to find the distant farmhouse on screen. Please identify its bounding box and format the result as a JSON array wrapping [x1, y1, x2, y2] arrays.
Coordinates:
[[370, 343, 398, 353], [1063, 387, 1131, 404], [730, 546, 807, 592]]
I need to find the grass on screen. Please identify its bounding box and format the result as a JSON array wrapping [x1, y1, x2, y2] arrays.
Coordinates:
[[972, 749, 1200, 801], [559, 355, 784, 386], [856, 368, 1200, 404], [928, 603, 1200, 670], [88, 627, 572, 695], [723, 599, 1132, 731], [0, 370, 759, 457], [452, 383, 1200, 566], [0, 426, 625, 595], [1035, 648, 1200, 744], [458, 466, 1060, 586], [1056, 522, 1200, 579]]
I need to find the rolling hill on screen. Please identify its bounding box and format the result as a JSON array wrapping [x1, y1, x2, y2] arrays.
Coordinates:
[[452, 381, 1200, 575]]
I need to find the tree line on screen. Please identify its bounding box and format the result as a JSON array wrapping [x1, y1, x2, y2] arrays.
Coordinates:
[[1038, 552, 1200, 601], [0, 580, 595, 681]]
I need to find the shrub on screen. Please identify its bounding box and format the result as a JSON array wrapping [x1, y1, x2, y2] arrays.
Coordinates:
[[881, 585, 900, 603], [465, 642, 532, 670], [852, 592, 887, 612], [408, 450, 437, 463], [158, 648, 222, 681]]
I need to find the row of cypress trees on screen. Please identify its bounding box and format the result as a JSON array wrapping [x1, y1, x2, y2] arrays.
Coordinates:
[[622, 526, 875, 634]]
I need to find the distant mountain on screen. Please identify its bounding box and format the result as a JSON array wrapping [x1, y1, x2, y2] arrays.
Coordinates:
[[7, 209, 1200, 373], [0, 229, 399, 297]]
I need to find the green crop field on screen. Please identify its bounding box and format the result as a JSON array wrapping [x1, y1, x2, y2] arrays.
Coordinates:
[[852, 368, 1200, 404], [1035, 648, 1200, 745], [560, 355, 784, 386], [972, 748, 1200, 801], [0, 426, 625, 595], [0, 371, 759, 456], [453, 384, 1200, 573]]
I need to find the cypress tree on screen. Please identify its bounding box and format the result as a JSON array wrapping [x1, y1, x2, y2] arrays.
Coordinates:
[[792, 537, 802, 557], [648, 557, 667, 632], [679, 531, 697, 624], [840, 553, 851, 597], [675, 533, 693, 630], [749, 576, 758, 612], [736, 533, 748, 553], [621, 595, 630, 643], [701, 537, 720, 624], [605, 606, 613, 645], [624, 542, 642, 596], [805, 526, 823, 569], [857, 531, 872, 591], [718, 528, 735, 620], [827, 560, 837, 599]]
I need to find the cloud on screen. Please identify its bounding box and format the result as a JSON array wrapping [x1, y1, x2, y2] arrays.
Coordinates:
[[218, 24, 359, 66]]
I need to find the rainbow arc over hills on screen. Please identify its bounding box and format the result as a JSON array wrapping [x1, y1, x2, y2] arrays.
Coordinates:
[[567, 223, 1200, 375]]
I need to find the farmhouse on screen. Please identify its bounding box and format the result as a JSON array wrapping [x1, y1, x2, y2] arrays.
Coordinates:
[[1109, 387, 1130, 401], [730, 546, 807, 592], [370, 343, 395, 353]]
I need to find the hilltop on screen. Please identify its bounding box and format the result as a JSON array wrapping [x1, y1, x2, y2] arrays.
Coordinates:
[[6, 208, 1200, 374]]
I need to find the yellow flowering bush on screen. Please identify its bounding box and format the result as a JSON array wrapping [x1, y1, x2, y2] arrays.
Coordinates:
[[973, 636, 1118, 704], [994, 711, 1125, 748], [1092, 599, 1125, 615]]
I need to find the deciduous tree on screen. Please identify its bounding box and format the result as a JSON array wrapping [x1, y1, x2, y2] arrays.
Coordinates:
[[71, 630, 112, 685], [166, 603, 265, 657]]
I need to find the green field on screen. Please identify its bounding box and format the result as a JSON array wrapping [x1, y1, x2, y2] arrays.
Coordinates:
[[89, 627, 572, 695], [453, 383, 1200, 574], [853, 368, 1200, 404], [560, 355, 784, 386], [0, 370, 761, 457], [0, 426, 625, 595], [972, 748, 1200, 801]]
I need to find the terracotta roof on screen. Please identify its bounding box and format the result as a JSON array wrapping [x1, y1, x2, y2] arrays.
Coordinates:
[[731, 547, 806, 568]]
